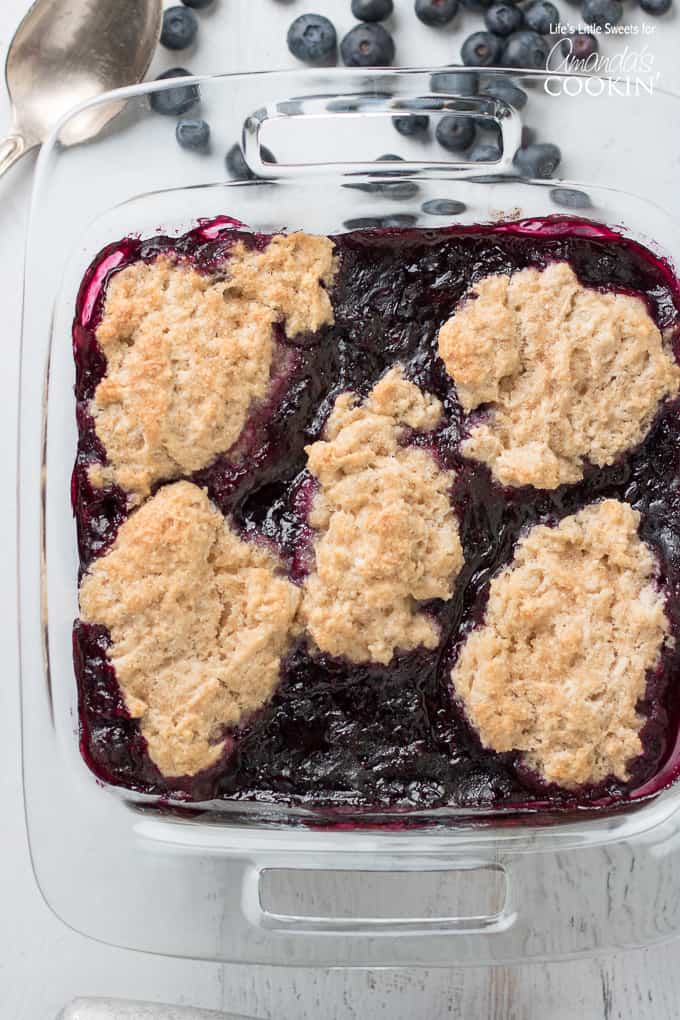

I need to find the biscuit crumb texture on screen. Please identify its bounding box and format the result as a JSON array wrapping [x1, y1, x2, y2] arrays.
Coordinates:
[[79, 481, 301, 777], [438, 262, 680, 489], [302, 366, 463, 665], [451, 500, 669, 788], [90, 233, 336, 500]]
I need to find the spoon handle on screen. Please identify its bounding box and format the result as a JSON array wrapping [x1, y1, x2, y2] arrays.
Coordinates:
[[0, 133, 29, 179]]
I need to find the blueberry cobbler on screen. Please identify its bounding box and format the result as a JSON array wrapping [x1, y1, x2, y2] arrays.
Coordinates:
[[72, 216, 680, 811]]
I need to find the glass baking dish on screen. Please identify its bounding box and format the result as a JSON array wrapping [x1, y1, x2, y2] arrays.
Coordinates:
[[19, 67, 680, 965]]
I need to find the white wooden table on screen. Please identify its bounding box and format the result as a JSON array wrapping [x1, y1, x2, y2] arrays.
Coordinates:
[[1, 1, 679, 1016]]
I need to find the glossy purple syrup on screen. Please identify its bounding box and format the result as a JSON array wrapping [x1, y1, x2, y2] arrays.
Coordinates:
[[72, 216, 680, 812]]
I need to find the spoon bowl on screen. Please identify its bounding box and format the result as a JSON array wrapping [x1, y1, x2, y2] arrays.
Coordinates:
[[1, 0, 162, 177]]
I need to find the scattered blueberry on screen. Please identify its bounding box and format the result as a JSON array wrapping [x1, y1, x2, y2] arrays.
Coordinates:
[[181, 0, 213, 7], [347, 176, 419, 198], [352, 0, 394, 20], [501, 30, 550, 69], [393, 114, 430, 137], [343, 217, 384, 229], [580, 0, 623, 26], [176, 117, 210, 151], [430, 69, 479, 94], [461, 31, 503, 67], [513, 142, 561, 178], [422, 198, 467, 215], [639, 0, 672, 13], [160, 6, 198, 50], [560, 32, 599, 59], [344, 154, 405, 178], [149, 68, 200, 116], [415, 0, 460, 25], [225, 143, 254, 181], [287, 14, 337, 64], [225, 143, 275, 178], [436, 115, 476, 152], [381, 180, 421, 198], [468, 141, 501, 161], [343, 214, 418, 230], [484, 3, 524, 35], [479, 78, 528, 110], [341, 23, 395, 64], [461, 0, 494, 10], [524, 0, 559, 33], [550, 187, 593, 209], [376, 154, 408, 173]]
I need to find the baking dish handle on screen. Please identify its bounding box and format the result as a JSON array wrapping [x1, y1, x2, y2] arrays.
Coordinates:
[[239, 857, 520, 940], [242, 92, 523, 178]]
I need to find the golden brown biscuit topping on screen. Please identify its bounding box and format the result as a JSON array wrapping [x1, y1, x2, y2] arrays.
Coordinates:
[[90, 233, 336, 501], [438, 262, 680, 489], [79, 481, 301, 777], [451, 499, 670, 788], [301, 366, 464, 665]]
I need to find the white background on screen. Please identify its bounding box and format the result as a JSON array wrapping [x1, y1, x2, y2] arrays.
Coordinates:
[[2, 1, 680, 1017]]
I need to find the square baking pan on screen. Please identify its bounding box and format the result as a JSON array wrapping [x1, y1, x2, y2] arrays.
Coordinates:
[[19, 67, 680, 965]]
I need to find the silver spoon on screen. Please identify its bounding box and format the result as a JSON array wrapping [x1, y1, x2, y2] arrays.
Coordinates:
[[1, 0, 163, 179]]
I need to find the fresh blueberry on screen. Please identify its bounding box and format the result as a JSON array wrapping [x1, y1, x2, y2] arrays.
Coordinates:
[[501, 30, 550, 68], [287, 14, 337, 64], [352, 0, 394, 20], [513, 142, 561, 177], [343, 214, 418, 230], [348, 176, 419, 198], [341, 23, 395, 65], [550, 187, 592, 209], [436, 115, 476, 151], [376, 154, 409, 174], [560, 32, 599, 58], [343, 154, 405, 179], [430, 69, 479, 94], [524, 0, 559, 33], [484, 3, 524, 35], [225, 143, 276, 179], [343, 158, 417, 197], [461, 0, 494, 10], [372, 214, 418, 227], [225, 144, 254, 181], [393, 114, 430, 137], [176, 117, 210, 151], [343, 217, 384, 229], [422, 198, 467, 215], [149, 68, 200, 116], [479, 77, 528, 109], [380, 180, 420, 198], [415, 0, 460, 25], [181, 0, 213, 7], [461, 31, 503, 67], [639, 0, 671, 13], [580, 0, 623, 26], [468, 141, 501, 161], [160, 6, 198, 49]]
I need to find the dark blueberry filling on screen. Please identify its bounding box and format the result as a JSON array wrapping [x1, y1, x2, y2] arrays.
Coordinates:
[[72, 216, 680, 813]]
